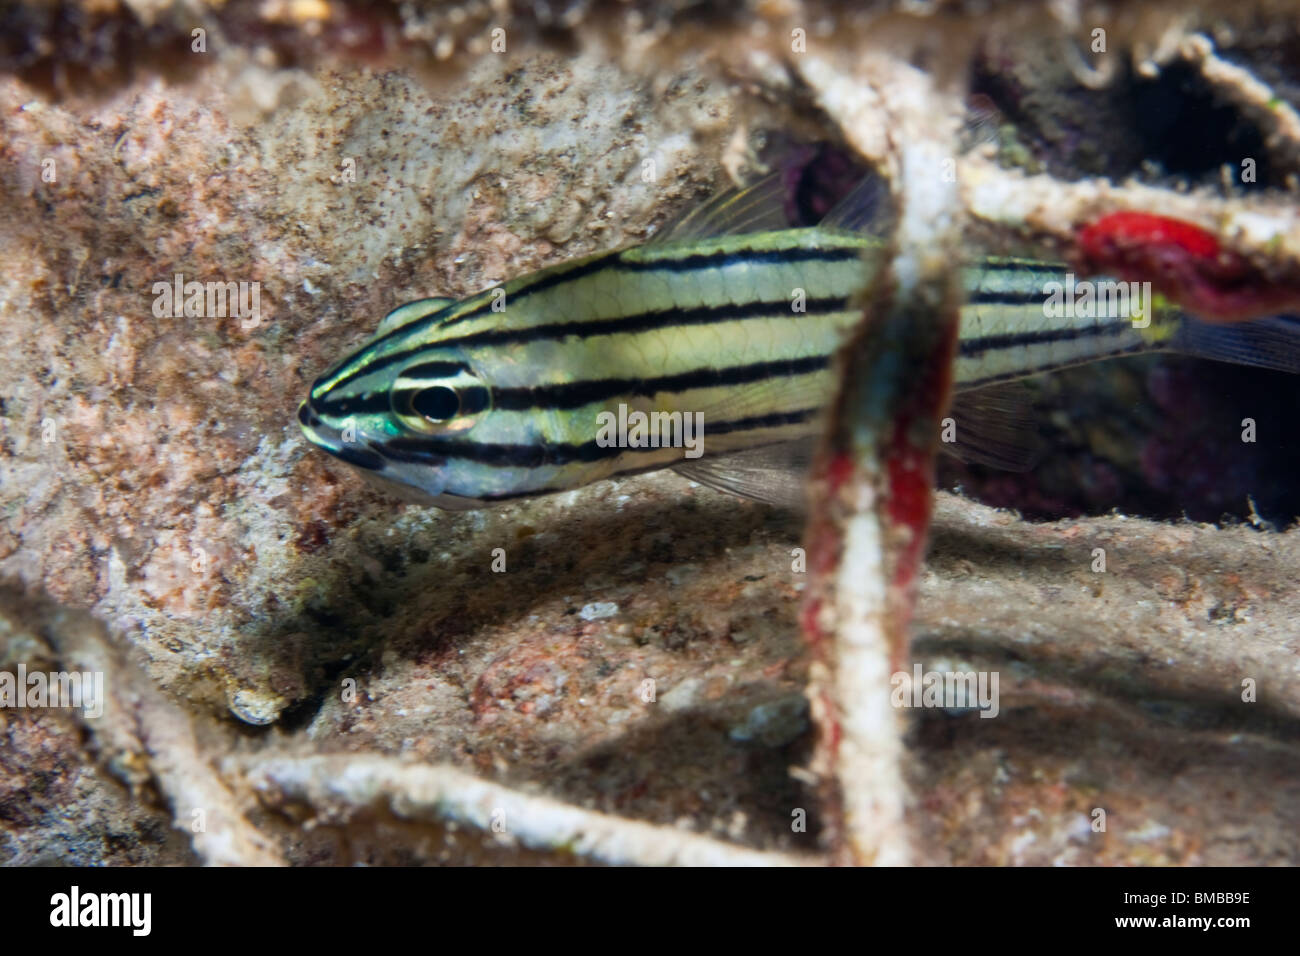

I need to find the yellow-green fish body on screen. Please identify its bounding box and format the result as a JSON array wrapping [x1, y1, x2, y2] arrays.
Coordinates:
[[299, 185, 1297, 509]]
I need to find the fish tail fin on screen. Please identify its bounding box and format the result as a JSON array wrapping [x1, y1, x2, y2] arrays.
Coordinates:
[[1166, 314, 1300, 374]]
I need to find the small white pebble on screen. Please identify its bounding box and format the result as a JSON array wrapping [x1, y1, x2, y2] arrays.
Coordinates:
[[579, 601, 618, 621]]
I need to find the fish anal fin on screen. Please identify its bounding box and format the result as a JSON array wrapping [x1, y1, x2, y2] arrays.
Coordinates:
[[945, 382, 1044, 472], [675, 380, 1040, 509]]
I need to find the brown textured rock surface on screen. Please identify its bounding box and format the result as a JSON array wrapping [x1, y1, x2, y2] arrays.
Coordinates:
[[0, 47, 746, 724]]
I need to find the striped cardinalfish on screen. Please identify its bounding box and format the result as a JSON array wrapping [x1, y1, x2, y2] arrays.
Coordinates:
[[298, 173, 1300, 509]]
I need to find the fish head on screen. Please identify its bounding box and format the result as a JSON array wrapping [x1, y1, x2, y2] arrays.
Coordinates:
[[298, 337, 499, 509]]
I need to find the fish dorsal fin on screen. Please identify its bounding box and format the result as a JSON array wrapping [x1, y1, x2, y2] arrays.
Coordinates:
[[653, 171, 791, 244], [674, 438, 815, 509], [945, 382, 1044, 472], [960, 92, 1004, 152], [375, 296, 457, 337], [818, 170, 892, 236], [657, 166, 892, 244]]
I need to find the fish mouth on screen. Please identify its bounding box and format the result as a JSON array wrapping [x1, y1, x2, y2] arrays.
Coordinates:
[[296, 400, 479, 509], [296, 401, 388, 471]]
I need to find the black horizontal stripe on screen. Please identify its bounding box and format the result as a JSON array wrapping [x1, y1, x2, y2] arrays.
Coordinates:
[[491, 354, 831, 411], [965, 288, 1049, 305], [330, 443, 388, 471], [329, 293, 855, 395], [319, 281, 1104, 405], [317, 360, 473, 417], [958, 318, 1134, 357], [958, 342, 1146, 389], [390, 383, 491, 417], [314, 391, 388, 417], [317, 383, 492, 420], [395, 360, 473, 381], [705, 407, 818, 436], [323, 241, 865, 393], [456, 385, 491, 416], [443, 292, 851, 348], [378, 407, 818, 468], [435, 241, 865, 333], [966, 272, 1144, 305], [309, 330, 479, 404], [298, 402, 389, 471], [352, 300, 480, 357], [977, 256, 1061, 275]]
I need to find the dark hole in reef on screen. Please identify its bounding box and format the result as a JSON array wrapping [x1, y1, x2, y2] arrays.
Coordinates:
[[1128, 60, 1273, 189]]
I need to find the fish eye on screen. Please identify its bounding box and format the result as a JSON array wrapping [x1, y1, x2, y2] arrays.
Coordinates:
[[392, 360, 488, 434], [410, 385, 460, 423]]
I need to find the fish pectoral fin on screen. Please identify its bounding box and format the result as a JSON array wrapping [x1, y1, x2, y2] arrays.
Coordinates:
[[682, 360, 833, 425], [945, 382, 1045, 472], [375, 297, 458, 337], [653, 171, 791, 243], [673, 438, 815, 509]]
